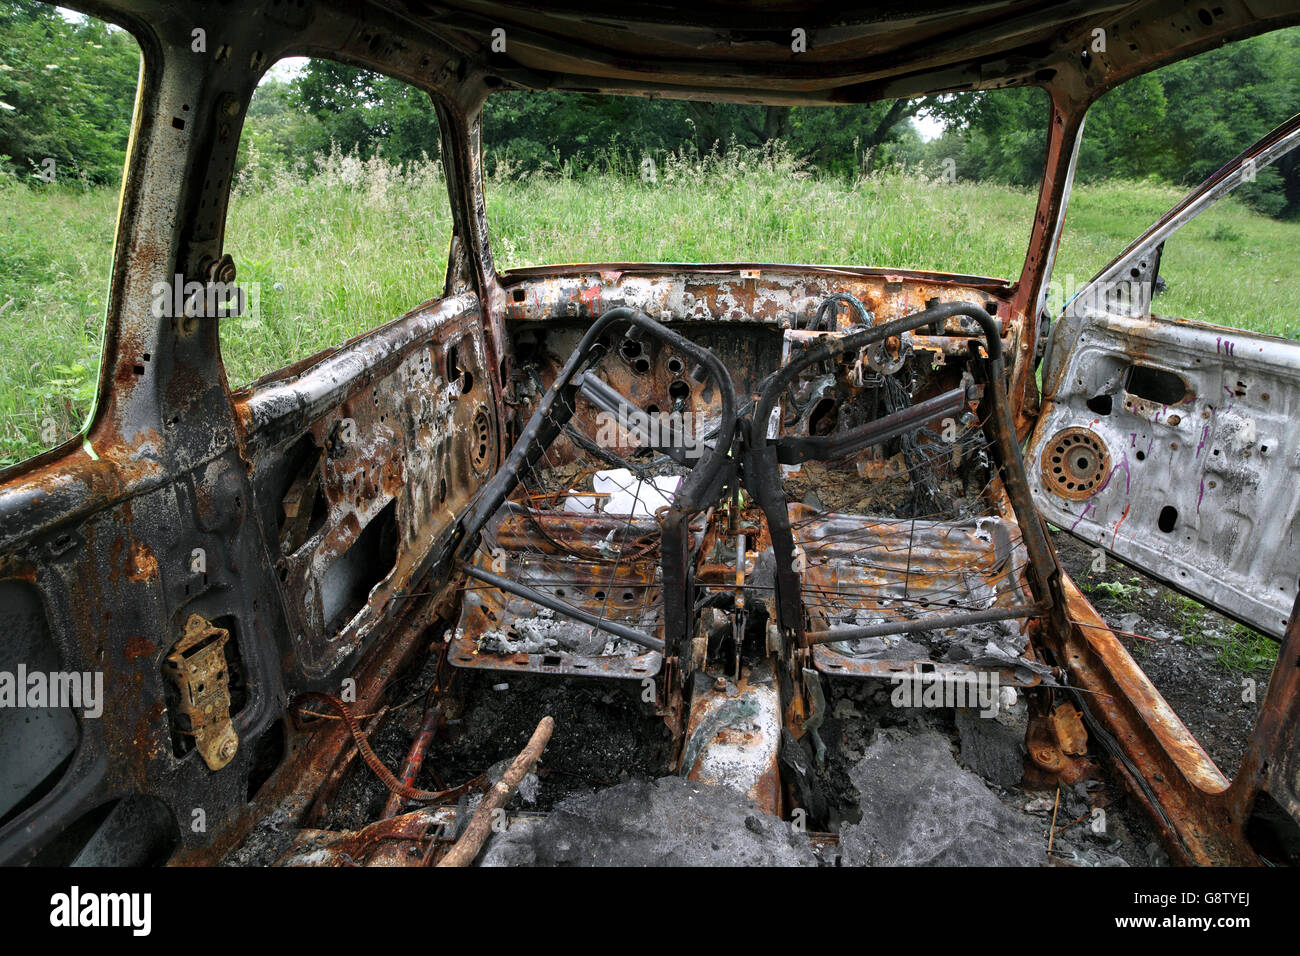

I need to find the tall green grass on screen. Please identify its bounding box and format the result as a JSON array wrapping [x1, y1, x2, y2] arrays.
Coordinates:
[[222, 149, 455, 387], [0, 180, 117, 464], [2, 145, 1297, 466]]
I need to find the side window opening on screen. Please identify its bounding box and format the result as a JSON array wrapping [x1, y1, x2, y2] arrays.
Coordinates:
[[0, 3, 142, 467], [222, 57, 452, 389], [1054, 25, 1300, 338]]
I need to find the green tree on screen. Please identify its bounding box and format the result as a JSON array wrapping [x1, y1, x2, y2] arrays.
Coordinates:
[[1156, 28, 1300, 216], [237, 77, 320, 172], [0, 0, 140, 185], [920, 88, 1051, 186], [786, 99, 933, 175], [1075, 74, 1174, 183], [292, 60, 441, 163]]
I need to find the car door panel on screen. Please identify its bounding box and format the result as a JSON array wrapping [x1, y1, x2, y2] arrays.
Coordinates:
[[233, 292, 494, 681], [0, 291, 494, 863], [1030, 312, 1300, 636], [1029, 115, 1300, 637]]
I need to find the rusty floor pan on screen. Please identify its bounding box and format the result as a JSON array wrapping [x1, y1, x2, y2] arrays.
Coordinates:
[[792, 509, 1046, 686], [448, 509, 664, 679]]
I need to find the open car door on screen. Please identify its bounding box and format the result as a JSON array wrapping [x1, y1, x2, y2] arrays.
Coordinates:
[[1028, 114, 1300, 638]]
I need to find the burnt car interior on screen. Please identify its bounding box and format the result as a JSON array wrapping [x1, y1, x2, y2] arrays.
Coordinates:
[[2, 0, 1300, 869]]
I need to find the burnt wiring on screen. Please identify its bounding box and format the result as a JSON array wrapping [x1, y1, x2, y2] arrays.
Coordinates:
[[805, 290, 873, 331], [880, 368, 945, 515]]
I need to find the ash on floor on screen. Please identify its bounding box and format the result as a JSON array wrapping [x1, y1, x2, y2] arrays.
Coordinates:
[[839, 729, 1135, 866], [811, 679, 1157, 866], [244, 649, 1163, 866], [480, 776, 819, 866]]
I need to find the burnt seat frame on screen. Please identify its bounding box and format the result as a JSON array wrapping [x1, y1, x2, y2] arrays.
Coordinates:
[[450, 307, 739, 661], [744, 300, 1060, 646]]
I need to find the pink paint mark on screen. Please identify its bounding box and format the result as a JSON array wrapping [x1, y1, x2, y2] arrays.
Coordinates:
[[1195, 424, 1209, 458], [1095, 454, 1131, 496], [1070, 502, 1094, 533], [1197, 477, 1206, 514]]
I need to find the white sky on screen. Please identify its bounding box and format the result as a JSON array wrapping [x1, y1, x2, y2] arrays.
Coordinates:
[[912, 114, 945, 142], [266, 56, 308, 81]]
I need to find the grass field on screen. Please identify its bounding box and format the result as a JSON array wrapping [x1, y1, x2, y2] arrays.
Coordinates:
[[2, 147, 1298, 467]]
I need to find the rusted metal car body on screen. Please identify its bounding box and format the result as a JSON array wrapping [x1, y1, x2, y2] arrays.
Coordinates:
[[1, 0, 1298, 867]]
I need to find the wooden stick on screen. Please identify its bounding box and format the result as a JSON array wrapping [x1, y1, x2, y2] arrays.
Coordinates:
[[1047, 786, 1061, 855], [434, 715, 555, 867]]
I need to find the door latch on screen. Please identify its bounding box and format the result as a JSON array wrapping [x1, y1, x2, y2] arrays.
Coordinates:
[[164, 614, 239, 770]]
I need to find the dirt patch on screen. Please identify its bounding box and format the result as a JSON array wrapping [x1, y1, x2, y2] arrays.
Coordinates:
[[1050, 530, 1276, 778], [429, 672, 674, 810]]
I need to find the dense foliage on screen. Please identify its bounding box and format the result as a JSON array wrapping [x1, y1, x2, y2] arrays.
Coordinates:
[[0, 1, 139, 185]]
